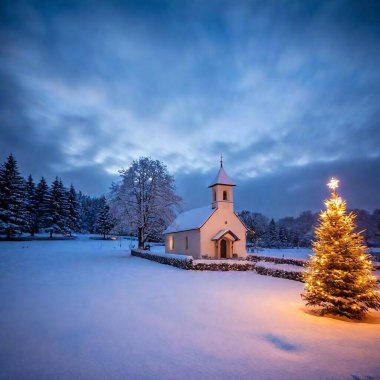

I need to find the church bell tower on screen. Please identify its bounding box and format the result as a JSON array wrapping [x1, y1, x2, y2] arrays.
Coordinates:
[[209, 156, 236, 210]]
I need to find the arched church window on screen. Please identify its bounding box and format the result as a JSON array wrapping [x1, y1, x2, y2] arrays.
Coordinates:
[[170, 236, 174, 250], [185, 236, 188, 250], [223, 190, 228, 201], [213, 190, 216, 201]]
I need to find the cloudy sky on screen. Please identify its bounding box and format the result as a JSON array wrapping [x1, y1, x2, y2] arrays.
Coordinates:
[[1, 0, 379, 218]]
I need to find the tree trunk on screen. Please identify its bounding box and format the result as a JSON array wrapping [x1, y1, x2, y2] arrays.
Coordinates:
[[50, 230, 53, 238], [138, 227, 144, 249], [103, 233, 106, 239]]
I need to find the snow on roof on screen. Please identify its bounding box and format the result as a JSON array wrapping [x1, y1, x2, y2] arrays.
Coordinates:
[[211, 229, 230, 240], [164, 205, 215, 234], [209, 166, 236, 187], [211, 229, 240, 241]]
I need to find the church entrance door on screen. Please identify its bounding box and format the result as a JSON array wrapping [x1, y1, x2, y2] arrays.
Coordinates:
[[220, 239, 227, 258]]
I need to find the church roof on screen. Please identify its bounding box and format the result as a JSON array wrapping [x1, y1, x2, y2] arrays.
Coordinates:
[[209, 166, 236, 187], [164, 205, 216, 234]]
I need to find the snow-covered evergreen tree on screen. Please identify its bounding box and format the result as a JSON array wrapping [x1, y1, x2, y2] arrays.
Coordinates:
[[45, 177, 69, 237], [0, 154, 27, 238], [78, 192, 101, 233], [265, 219, 278, 248], [24, 175, 38, 236], [96, 196, 115, 238], [35, 177, 51, 233], [66, 184, 80, 235], [302, 178, 380, 319], [278, 226, 288, 248]]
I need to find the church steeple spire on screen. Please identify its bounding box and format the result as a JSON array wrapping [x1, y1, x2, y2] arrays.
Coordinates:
[[209, 158, 236, 188]]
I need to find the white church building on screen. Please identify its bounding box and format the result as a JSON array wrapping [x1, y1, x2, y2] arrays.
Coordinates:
[[164, 160, 247, 259]]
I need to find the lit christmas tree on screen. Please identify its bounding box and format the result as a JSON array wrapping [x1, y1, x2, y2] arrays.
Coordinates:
[[302, 177, 380, 319]]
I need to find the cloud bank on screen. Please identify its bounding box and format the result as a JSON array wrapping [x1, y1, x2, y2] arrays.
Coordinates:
[[1, 0, 379, 217]]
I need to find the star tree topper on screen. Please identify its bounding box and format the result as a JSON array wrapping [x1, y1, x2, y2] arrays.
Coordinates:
[[327, 177, 339, 192]]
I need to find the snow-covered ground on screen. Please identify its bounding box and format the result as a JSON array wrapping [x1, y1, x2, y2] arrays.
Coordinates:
[[1, 239, 380, 380], [149, 244, 166, 253], [250, 248, 312, 260]]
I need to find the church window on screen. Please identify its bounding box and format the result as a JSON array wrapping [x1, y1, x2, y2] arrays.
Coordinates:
[[185, 236, 188, 250], [223, 190, 228, 200], [170, 236, 174, 250], [213, 190, 216, 201]]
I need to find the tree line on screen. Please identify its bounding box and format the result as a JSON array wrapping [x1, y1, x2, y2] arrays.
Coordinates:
[[239, 208, 380, 249], [0, 154, 115, 238], [2, 153, 379, 248]]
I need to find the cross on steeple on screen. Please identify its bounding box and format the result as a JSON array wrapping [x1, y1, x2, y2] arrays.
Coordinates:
[[220, 154, 223, 168]]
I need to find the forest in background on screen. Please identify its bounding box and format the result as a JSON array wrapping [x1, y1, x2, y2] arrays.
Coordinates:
[[1, 154, 379, 247], [239, 209, 380, 248]]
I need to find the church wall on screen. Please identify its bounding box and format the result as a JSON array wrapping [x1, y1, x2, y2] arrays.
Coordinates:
[[165, 230, 201, 258], [200, 208, 247, 258]]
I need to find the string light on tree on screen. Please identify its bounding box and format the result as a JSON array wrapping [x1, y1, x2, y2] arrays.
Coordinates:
[[302, 177, 380, 320]]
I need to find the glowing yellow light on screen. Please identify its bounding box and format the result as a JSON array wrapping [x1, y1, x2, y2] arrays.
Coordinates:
[[327, 177, 339, 191]]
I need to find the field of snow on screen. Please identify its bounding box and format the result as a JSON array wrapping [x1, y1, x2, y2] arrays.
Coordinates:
[[1, 239, 380, 380], [250, 248, 312, 260]]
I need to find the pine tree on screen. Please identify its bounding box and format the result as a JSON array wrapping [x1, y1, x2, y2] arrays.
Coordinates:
[[96, 196, 115, 238], [302, 178, 380, 320], [45, 177, 69, 237], [265, 219, 278, 248], [25, 175, 38, 236], [278, 226, 288, 248], [66, 184, 80, 236], [35, 177, 51, 232], [78, 192, 101, 233], [0, 154, 27, 238]]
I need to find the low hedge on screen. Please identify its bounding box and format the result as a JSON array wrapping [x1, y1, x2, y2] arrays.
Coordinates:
[[131, 249, 193, 269], [191, 262, 255, 271], [255, 265, 305, 282], [132, 250, 304, 280], [132, 250, 375, 283], [132, 250, 255, 271], [247, 254, 306, 267]]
